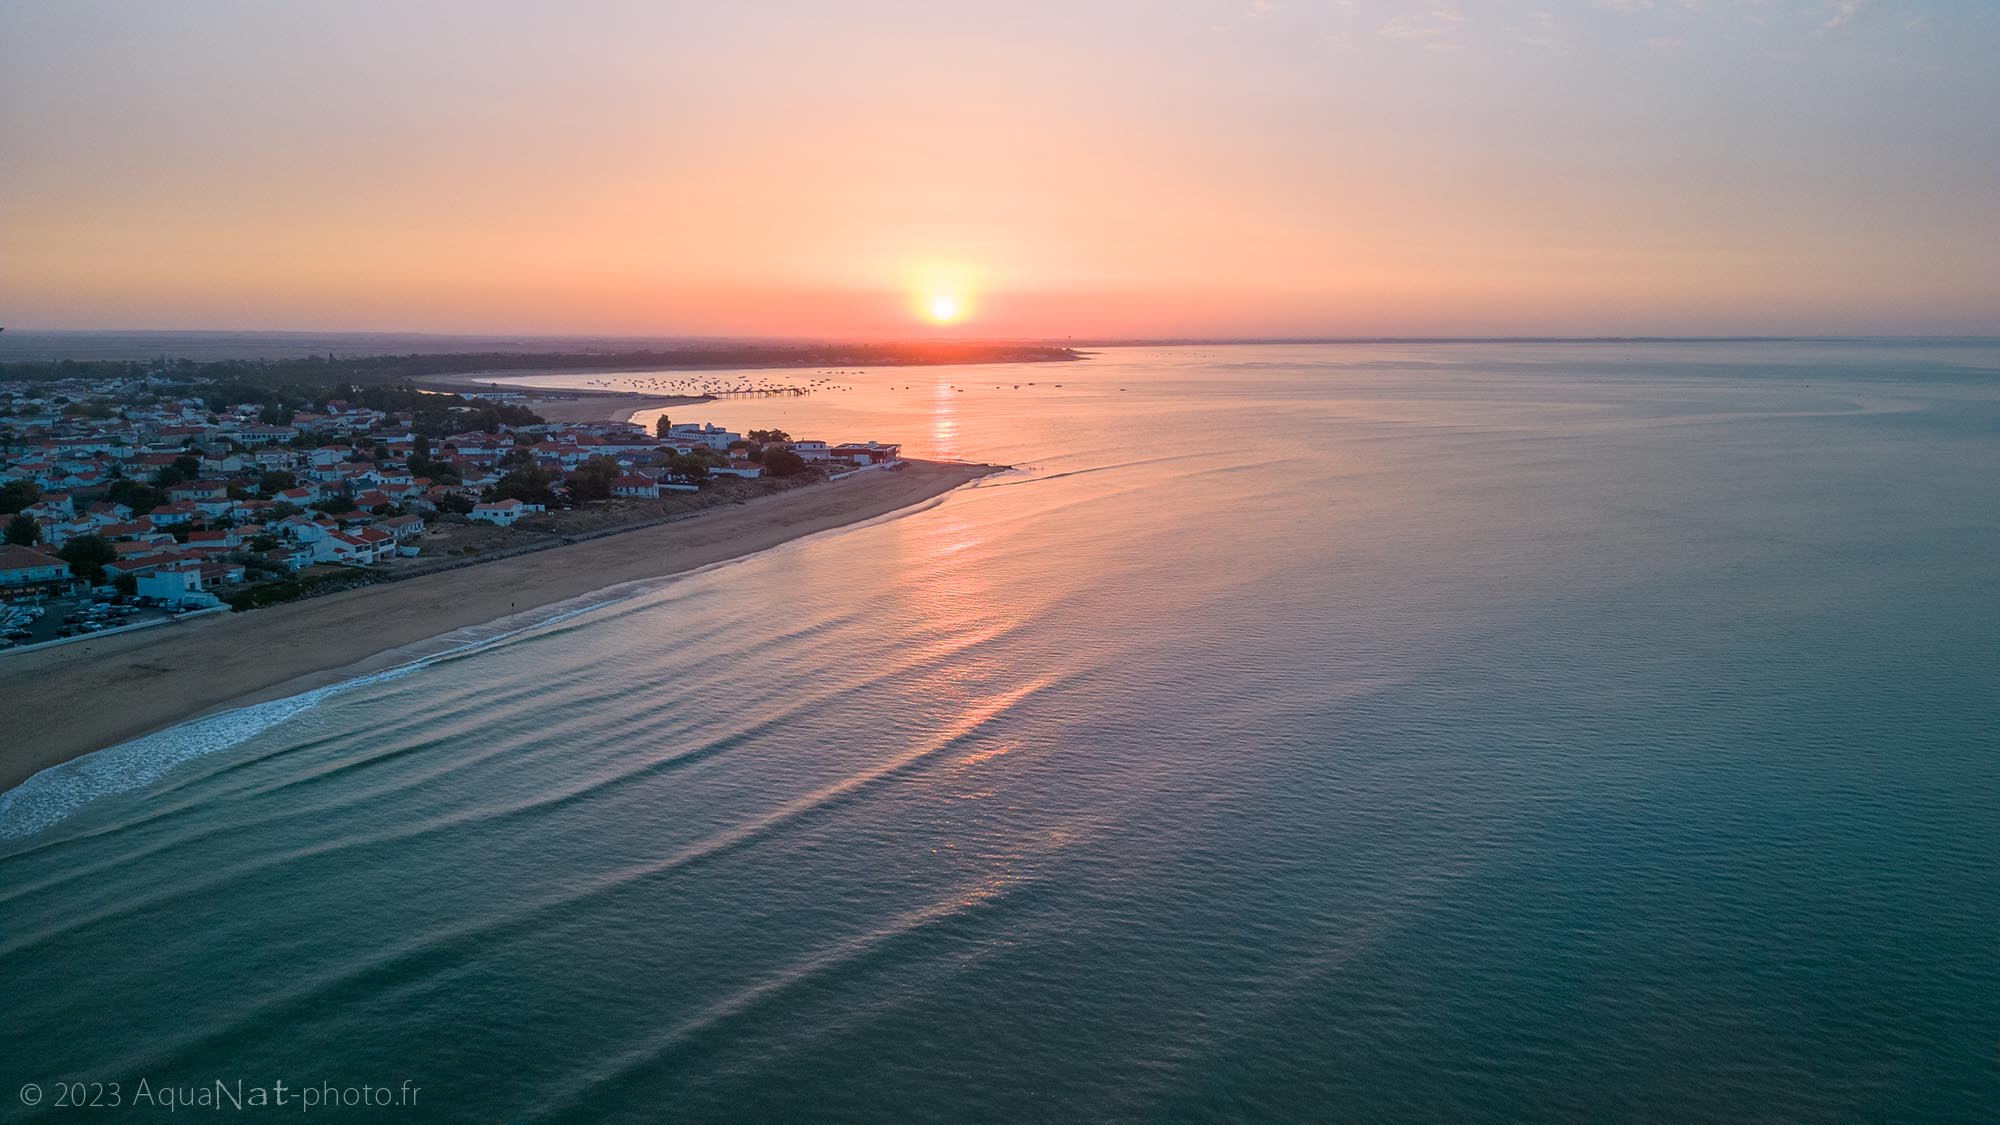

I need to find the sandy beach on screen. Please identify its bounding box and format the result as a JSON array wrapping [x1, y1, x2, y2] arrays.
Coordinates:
[[413, 374, 710, 425], [519, 392, 707, 425], [0, 460, 999, 793]]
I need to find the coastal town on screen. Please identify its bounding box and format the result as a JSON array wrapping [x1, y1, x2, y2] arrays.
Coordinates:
[[0, 368, 901, 650]]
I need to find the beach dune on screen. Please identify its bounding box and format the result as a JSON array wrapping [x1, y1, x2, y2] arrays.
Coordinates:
[[0, 460, 997, 793]]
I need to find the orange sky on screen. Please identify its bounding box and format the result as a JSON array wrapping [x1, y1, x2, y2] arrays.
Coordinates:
[[2, 1, 1995, 337]]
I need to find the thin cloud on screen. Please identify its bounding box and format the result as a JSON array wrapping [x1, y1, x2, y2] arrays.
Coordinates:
[[1819, 0, 1868, 31], [1380, 0, 1467, 50]]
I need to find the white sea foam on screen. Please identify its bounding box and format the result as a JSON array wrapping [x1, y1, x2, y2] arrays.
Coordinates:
[[0, 472, 983, 842], [3, 531, 883, 839], [0, 596, 625, 841]]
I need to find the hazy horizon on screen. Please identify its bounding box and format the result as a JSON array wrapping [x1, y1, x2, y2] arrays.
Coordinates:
[[4, 1, 1998, 338], [8, 328, 2000, 367]]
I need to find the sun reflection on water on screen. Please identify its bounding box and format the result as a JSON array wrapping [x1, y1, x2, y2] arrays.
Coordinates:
[[930, 379, 961, 461]]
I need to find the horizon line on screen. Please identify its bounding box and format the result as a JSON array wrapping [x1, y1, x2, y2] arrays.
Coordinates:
[[5, 328, 2000, 348]]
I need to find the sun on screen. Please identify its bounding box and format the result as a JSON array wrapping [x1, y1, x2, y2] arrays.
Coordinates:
[[905, 262, 980, 325]]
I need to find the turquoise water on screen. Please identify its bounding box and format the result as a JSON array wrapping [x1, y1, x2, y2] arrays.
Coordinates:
[[4, 342, 1998, 1121]]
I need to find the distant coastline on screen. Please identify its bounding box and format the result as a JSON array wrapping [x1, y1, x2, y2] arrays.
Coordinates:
[[0, 334, 1086, 371], [8, 331, 1994, 368], [1060, 335, 2000, 347]]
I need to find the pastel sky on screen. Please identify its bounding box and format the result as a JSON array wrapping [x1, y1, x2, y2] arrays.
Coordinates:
[[2, 0, 1995, 337]]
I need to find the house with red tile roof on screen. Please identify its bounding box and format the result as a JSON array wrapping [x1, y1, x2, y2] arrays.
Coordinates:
[[610, 475, 661, 498]]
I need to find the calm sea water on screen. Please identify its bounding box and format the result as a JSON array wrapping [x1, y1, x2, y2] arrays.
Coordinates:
[[4, 343, 1998, 1121]]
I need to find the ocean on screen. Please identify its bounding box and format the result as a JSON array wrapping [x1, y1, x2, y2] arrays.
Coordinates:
[[3, 342, 1997, 1121]]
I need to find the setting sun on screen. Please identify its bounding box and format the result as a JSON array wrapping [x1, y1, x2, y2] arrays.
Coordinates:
[[907, 263, 978, 328]]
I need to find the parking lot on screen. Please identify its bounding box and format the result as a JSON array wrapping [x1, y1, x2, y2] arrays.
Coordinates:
[[0, 594, 176, 650]]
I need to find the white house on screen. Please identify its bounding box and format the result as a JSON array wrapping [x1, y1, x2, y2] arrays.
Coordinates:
[[276, 514, 337, 543], [135, 564, 219, 609], [666, 422, 742, 451], [831, 441, 903, 465], [378, 513, 428, 542], [313, 526, 395, 564], [469, 498, 545, 526]]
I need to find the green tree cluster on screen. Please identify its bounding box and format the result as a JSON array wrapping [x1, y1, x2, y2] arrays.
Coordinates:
[[0, 480, 39, 514], [762, 447, 808, 477], [4, 513, 40, 545], [57, 534, 117, 580]]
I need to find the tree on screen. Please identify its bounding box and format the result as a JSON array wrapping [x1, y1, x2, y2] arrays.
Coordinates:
[[4, 513, 40, 545], [567, 471, 611, 503], [490, 465, 561, 507], [259, 470, 297, 494], [434, 494, 475, 515], [655, 449, 709, 482], [565, 456, 621, 503], [747, 429, 791, 444], [57, 534, 117, 581], [654, 415, 674, 439], [0, 480, 39, 514], [762, 447, 807, 477], [316, 495, 357, 515], [239, 552, 289, 579], [105, 479, 163, 514]]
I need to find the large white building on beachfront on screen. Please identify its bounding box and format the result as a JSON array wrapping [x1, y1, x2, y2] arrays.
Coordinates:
[[469, 498, 546, 526], [665, 422, 743, 451]]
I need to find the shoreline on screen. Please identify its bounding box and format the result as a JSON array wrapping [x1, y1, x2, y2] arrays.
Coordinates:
[[1, 460, 1001, 795]]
